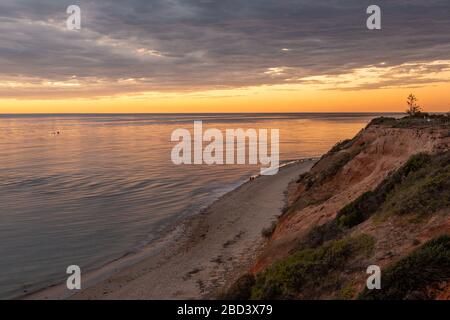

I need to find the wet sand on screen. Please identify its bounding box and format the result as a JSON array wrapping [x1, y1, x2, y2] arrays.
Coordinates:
[[28, 159, 315, 300]]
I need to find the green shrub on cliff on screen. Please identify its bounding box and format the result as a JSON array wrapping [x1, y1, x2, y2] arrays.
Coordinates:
[[359, 235, 450, 300], [380, 152, 450, 218], [219, 273, 255, 300], [302, 219, 344, 248], [301, 151, 448, 249], [250, 234, 374, 299], [261, 221, 277, 238], [336, 152, 435, 228]]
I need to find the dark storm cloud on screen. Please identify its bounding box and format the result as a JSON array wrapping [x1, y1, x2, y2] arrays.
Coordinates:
[[1, 0, 450, 97]]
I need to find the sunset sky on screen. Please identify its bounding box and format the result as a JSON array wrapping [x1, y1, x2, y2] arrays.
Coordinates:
[[1, 0, 450, 113]]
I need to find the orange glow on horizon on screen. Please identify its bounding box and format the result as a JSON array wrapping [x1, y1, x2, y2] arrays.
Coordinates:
[[1, 61, 450, 113], [1, 83, 450, 114]]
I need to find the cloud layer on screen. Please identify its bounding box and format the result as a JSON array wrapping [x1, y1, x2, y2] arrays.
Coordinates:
[[1, 0, 450, 98]]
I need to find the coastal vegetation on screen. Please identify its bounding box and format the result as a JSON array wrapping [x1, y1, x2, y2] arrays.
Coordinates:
[[378, 152, 449, 219], [338, 151, 449, 228], [261, 222, 277, 239], [223, 234, 374, 300], [303, 150, 449, 248], [359, 235, 450, 300], [222, 115, 450, 300], [366, 95, 449, 128], [368, 114, 450, 128]]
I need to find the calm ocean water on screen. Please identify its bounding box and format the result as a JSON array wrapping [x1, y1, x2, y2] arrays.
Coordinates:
[[0, 113, 393, 299]]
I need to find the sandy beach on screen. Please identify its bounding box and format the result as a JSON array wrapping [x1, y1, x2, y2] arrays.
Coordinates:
[[27, 159, 315, 300]]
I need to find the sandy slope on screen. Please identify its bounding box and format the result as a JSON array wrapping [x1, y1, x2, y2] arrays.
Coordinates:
[[29, 159, 315, 300]]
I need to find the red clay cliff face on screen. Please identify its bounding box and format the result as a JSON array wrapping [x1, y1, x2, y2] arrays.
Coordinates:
[[253, 124, 450, 273]]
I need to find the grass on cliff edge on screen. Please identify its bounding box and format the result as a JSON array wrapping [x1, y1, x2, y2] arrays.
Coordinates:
[[302, 151, 449, 249], [222, 235, 450, 300], [378, 152, 450, 219], [338, 151, 449, 228], [367, 114, 450, 128], [221, 234, 374, 300], [359, 235, 450, 300]]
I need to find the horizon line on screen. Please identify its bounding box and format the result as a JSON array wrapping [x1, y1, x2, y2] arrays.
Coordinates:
[[0, 111, 411, 115]]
